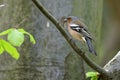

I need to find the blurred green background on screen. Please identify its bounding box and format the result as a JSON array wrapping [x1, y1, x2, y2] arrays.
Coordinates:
[[72, 0, 120, 66]]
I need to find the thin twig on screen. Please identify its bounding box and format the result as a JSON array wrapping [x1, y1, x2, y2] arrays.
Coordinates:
[[32, 0, 110, 77], [14, 17, 28, 28]]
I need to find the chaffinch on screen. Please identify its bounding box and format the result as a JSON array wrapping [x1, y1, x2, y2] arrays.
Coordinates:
[[63, 16, 97, 55]]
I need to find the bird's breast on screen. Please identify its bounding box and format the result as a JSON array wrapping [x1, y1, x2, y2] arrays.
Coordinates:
[[68, 26, 85, 42]]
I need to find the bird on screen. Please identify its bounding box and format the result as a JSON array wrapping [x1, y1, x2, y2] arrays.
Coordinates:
[[63, 16, 97, 55]]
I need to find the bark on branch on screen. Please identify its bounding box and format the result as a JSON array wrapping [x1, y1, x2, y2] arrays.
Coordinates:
[[104, 51, 120, 80], [32, 0, 110, 78]]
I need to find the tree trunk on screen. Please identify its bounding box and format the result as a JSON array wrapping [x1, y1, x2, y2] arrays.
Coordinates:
[[0, 0, 85, 80]]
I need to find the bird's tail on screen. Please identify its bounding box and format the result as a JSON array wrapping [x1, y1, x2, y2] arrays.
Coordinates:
[[85, 37, 97, 55]]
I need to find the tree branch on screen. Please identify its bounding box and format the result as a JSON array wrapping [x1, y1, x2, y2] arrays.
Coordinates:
[[32, 0, 109, 77], [103, 51, 120, 79]]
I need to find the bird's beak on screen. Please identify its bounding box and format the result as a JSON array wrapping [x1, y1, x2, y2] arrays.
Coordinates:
[[63, 18, 67, 22]]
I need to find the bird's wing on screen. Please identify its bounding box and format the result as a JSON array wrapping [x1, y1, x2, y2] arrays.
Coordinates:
[[70, 23, 92, 39]]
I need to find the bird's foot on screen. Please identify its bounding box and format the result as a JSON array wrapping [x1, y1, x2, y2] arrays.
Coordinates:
[[69, 38, 76, 45]]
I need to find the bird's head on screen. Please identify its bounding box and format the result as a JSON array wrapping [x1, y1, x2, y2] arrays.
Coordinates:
[[63, 16, 79, 23]]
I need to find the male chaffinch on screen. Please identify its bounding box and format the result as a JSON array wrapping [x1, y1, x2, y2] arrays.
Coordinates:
[[63, 16, 96, 55]]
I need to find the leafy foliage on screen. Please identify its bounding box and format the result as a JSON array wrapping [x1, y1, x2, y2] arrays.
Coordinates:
[[18, 29, 36, 44], [0, 41, 4, 54], [0, 28, 12, 36], [86, 72, 99, 80], [0, 28, 36, 59], [0, 39, 19, 59], [8, 29, 24, 47]]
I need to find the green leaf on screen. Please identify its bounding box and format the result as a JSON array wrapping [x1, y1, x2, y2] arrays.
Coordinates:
[[28, 34, 36, 44], [1, 39, 20, 59], [18, 29, 36, 44], [0, 40, 4, 54], [86, 72, 98, 80], [7, 29, 24, 47], [91, 76, 98, 80], [0, 28, 13, 36]]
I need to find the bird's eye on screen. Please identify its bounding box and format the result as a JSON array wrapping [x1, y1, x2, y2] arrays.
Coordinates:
[[66, 18, 72, 23]]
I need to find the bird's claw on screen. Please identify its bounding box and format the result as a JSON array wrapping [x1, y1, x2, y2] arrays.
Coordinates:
[[69, 38, 76, 45]]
